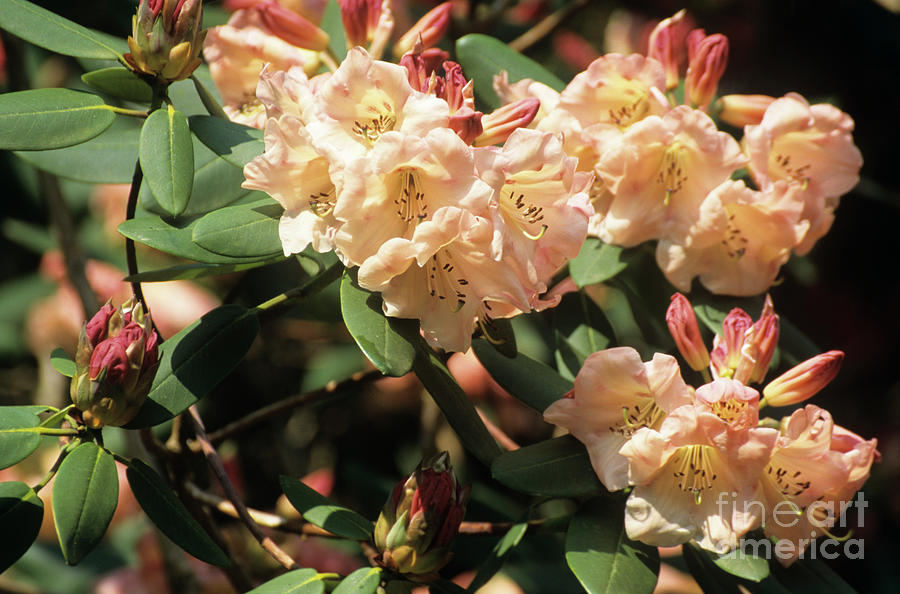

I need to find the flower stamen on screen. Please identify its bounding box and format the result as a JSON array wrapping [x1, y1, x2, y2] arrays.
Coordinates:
[[672, 445, 717, 504]]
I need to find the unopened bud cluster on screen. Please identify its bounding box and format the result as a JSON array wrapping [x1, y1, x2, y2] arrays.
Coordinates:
[[70, 299, 160, 428], [124, 0, 206, 83]]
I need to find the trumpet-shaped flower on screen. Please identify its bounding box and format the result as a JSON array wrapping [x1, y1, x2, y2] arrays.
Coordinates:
[[543, 347, 693, 491], [332, 128, 494, 266], [357, 207, 545, 353], [743, 93, 862, 255], [621, 379, 777, 552], [593, 106, 746, 246], [474, 128, 593, 284], [656, 180, 808, 296]]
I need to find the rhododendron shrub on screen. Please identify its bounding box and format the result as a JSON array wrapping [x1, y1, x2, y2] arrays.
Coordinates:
[[0, 1, 882, 593]]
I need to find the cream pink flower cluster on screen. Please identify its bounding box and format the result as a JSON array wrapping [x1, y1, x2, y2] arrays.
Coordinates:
[[241, 47, 593, 352], [543, 293, 877, 561], [495, 10, 862, 296]]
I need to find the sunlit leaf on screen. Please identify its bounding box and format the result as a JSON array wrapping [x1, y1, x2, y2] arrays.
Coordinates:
[[0, 0, 126, 59], [491, 436, 602, 497], [332, 567, 383, 594], [189, 115, 264, 168], [15, 124, 140, 183], [0, 481, 44, 573], [709, 547, 770, 582], [50, 347, 75, 377], [125, 259, 282, 283], [247, 568, 327, 594], [82, 67, 153, 103], [320, 0, 348, 61], [565, 498, 659, 594], [569, 239, 629, 288], [126, 458, 230, 567], [340, 270, 418, 377], [472, 338, 572, 412], [140, 105, 194, 217], [52, 442, 118, 565], [0, 89, 115, 150], [191, 199, 283, 258], [126, 305, 260, 428], [0, 407, 42, 470], [468, 521, 529, 592], [279, 475, 373, 541]]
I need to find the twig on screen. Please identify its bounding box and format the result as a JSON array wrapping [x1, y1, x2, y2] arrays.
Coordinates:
[[475, 406, 520, 451], [187, 405, 299, 570], [206, 369, 382, 444], [509, 0, 589, 53]]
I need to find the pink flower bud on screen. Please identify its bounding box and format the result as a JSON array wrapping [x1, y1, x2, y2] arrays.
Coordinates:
[[685, 32, 728, 109], [449, 107, 483, 145], [715, 94, 776, 128], [647, 9, 687, 91], [739, 296, 779, 384], [339, 0, 380, 47], [763, 350, 844, 407], [256, 0, 330, 51], [475, 98, 541, 146], [89, 340, 130, 384], [665, 292, 709, 371], [85, 301, 117, 346], [711, 307, 752, 377], [442, 61, 469, 111], [394, 2, 452, 58]]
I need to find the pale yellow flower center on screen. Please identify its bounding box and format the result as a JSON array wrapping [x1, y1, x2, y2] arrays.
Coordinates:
[[609, 399, 666, 437], [606, 78, 651, 127], [708, 396, 748, 425], [309, 187, 336, 217], [351, 90, 397, 144], [764, 461, 811, 499], [769, 135, 812, 188], [394, 169, 428, 223], [720, 210, 748, 260], [501, 188, 547, 240], [426, 252, 469, 312], [671, 444, 717, 503], [657, 143, 688, 205]]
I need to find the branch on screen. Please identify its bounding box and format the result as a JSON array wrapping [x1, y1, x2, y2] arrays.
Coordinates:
[[187, 406, 299, 570], [509, 0, 589, 53]]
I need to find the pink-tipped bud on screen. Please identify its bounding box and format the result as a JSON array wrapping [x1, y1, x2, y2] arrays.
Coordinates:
[[665, 293, 710, 372], [449, 107, 483, 145], [475, 98, 541, 146], [711, 307, 752, 377], [256, 0, 330, 51], [763, 351, 844, 407], [738, 295, 779, 384], [394, 2, 452, 58], [715, 94, 776, 127], [126, 0, 205, 82], [442, 61, 469, 111], [685, 32, 728, 110], [339, 0, 382, 47], [647, 9, 687, 91]]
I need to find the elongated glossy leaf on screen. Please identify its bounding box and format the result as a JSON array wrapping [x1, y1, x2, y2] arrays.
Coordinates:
[[491, 435, 602, 497], [189, 115, 264, 168], [468, 521, 528, 592], [455, 34, 566, 110], [140, 105, 194, 217], [479, 317, 517, 358], [247, 568, 327, 594], [15, 124, 140, 183], [413, 344, 503, 467], [340, 271, 418, 377], [0, 89, 114, 150], [191, 199, 283, 258], [190, 76, 229, 120], [770, 557, 858, 594], [50, 347, 75, 377], [82, 67, 153, 103], [125, 258, 282, 283], [52, 442, 118, 565], [0, 0, 126, 59], [569, 239, 628, 288], [126, 305, 260, 428], [565, 498, 659, 594], [320, 0, 348, 61], [0, 407, 42, 470], [472, 338, 571, 412], [709, 547, 769, 582], [126, 458, 230, 567], [119, 216, 274, 264], [279, 475, 373, 540], [555, 325, 610, 381], [0, 481, 44, 573], [682, 543, 742, 594], [332, 567, 382, 594]]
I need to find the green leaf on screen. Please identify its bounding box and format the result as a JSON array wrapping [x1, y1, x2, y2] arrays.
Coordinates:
[[565, 498, 659, 594], [491, 436, 602, 497], [479, 317, 517, 358], [769, 557, 858, 594], [332, 567, 383, 594], [467, 521, 528, 592], [279, 475, 373, 541], [472, 338, 572, 412], [15, 124, 140, 183], [555, 325, 610, 381], [119, 216, 276, 264], [52, 442, 118, 565], [708, 547, 769, 582], [0, 89, 115, 150], [0, 0, 126, 59], [0, 481, 44, 573], [247, 568, 327, 594], [140, 105, 194, 217], [191, 199, 283, 258], [189, 115, 264, 168], [50, 347, 75, 377], [340, 271, 418, 377], [412, 344, 504, 467], [190, 76, 229, 120], [126, 305, 260, 428], [455, 34, 566, 110], [0, 407, 42, 470], [125, 458, 230, 567], [682, 543, 742, 594], [569, 239, 629, 288], [125, 259, 282, 283], [82, 67, 153, 103], [320, 0, 348, 61]]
